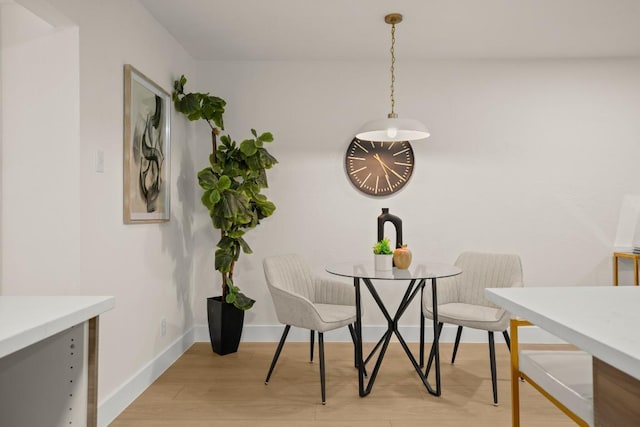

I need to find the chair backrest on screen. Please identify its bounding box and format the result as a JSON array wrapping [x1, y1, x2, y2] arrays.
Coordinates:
[[263, 254, 316, 301], [455, 251, 523, 307]]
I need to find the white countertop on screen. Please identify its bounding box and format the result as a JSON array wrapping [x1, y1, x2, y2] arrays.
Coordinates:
[[0, 296, 115, 358], [486, 286, 640, 381]]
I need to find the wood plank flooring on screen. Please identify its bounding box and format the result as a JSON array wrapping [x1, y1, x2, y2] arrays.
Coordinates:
[[112, 341, 577, 426]]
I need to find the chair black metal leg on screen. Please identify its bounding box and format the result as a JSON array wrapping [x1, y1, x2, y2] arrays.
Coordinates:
[[310, 330, 315, 362], [502, 330, 511, 352], [451, 326, 463, 364], [265, 325, 291, 384], [488, 331, 498, 405], [319, 332, 326, 405]]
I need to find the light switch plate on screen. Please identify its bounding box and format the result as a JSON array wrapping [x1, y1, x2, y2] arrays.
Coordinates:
[[96, 150, 104, 173]]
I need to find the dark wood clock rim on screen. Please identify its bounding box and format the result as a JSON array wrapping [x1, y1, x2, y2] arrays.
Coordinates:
[[344, 137, 414, 197]]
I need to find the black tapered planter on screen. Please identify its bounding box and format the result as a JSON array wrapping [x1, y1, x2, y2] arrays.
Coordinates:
[[207, 296, 245, 355]]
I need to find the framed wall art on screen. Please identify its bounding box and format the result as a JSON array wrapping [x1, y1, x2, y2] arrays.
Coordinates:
[[123, 64, 170, 223]]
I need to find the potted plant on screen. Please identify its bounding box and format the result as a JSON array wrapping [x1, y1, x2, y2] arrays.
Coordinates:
[[373, 238, 393, 271], [172, 75, 278, 355]]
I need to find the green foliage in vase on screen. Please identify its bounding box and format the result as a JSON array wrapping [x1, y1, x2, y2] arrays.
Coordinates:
[[173, 75, 278, 310], [372, 238, 393, 255]]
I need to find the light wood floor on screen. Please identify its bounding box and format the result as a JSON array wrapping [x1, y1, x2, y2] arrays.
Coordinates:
[[112, 341, 577, 426]]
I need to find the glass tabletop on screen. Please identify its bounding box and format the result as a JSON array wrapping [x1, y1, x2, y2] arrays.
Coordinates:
[[326, 261, 462, 280]]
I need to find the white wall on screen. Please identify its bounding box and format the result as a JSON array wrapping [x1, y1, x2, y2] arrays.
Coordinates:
[[46, 0, 199, 409], [1, 0, 199, 422], [1, 2, 81, 294], [196, 58, 640, 327]]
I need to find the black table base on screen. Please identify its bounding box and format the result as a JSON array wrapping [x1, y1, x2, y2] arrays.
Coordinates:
[[354, 277, 442, 397]]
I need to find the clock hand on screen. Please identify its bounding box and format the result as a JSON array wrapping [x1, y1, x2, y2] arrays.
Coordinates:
[[373, 153, 390, 175], [372, 154, 395, 190], [374, 153, 407, 182]]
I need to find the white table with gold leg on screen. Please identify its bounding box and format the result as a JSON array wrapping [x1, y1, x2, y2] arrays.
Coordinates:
[[486, 286, 640, 427], [0, 296, 115, 427]]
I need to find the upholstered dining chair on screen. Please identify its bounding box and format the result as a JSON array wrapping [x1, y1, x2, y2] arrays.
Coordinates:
[[263, 254, 357, 404], [421, 251, 523, 405]]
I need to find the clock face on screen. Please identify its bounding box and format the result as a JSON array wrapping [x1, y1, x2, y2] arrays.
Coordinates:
[[345, 138, 414, 196]]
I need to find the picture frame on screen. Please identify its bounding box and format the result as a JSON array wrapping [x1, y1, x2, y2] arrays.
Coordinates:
[[123, 64, 170, 223]]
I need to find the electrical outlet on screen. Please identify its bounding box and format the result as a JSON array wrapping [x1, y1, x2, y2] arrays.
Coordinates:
[[160, 318, 167, 337]]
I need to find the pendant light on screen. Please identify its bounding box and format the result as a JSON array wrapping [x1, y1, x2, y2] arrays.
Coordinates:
[[356, 13, 430, 142]]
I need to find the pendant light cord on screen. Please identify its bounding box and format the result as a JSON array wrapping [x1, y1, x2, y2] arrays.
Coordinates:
[[389, 22, 396, 117]]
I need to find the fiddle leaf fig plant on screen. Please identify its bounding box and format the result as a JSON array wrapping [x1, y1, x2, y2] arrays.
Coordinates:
[[173, 75, 278, 310]]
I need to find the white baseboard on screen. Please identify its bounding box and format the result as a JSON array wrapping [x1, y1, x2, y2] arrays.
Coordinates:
[[100, 323, 564, 426], [97, 329, 195, 427], [195, 323, 566, 344]]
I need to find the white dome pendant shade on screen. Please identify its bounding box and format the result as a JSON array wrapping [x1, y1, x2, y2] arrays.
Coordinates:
[[356, 13, 430, 142], [356, 116, 430, 142]]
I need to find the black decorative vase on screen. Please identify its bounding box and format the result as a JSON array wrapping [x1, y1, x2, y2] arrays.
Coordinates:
[[207, 296, 244, 355]]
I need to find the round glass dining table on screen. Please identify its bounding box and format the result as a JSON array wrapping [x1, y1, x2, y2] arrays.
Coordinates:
[[326, 261, 462, 397]]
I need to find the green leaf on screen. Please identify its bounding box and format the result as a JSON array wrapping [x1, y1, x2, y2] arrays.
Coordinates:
[[215, 247, 234, 272], [214, 112, 224, 130], [187, 110, 201, 121], [217, 236, 235, 250], [246, 155, 261, 172], [197, 169, 217, 190], [251, 129, 257, 137], [201, 190, 221, 209], [240, 139, 258, 156], [225, 293, 236, 304], [219, 191, 251, 221], [237, 237, 253, 254], [210, 160, 223, 174], [258, 200, 276, 218], [259, 149, 278, 169], [217, 175, 231, 191], [233, 292, 255, 310], [373, 238, 394, 255], [181, 93, 200, 116], [173, 76, 184, 94], [227, 230, 246, 239], [254, 169, 269, 190], [208, 190, 220, 205], [212, 214, 233, 232], [259, 132, 274, 143]]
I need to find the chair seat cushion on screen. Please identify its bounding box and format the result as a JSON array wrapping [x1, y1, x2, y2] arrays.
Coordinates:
[[424, 302, 507, 331], [520, 350, 593, 426], [314, 303, 356, 332]]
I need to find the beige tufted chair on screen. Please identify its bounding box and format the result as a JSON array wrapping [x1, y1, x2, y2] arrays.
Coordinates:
[[421, 251, 523, 405], [263, 254, 357, 404]]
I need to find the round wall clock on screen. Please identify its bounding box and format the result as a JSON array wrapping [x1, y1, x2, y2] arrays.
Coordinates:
[[345, 137, 414, 196]]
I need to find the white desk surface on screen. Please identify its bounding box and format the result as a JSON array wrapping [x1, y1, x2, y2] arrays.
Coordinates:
[[0, 296, 115, 359], [486, 286, 640, 381]]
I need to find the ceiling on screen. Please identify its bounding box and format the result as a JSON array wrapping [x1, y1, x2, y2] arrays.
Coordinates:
[[140, 0, 640, 61]]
